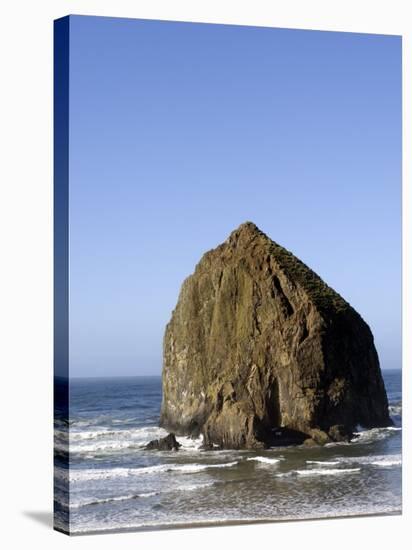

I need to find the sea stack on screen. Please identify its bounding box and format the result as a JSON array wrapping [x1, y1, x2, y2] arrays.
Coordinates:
[[160, 222, 391, 449]]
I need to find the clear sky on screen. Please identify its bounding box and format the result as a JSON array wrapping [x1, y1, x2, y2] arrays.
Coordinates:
[[67, 16, 401, 377]]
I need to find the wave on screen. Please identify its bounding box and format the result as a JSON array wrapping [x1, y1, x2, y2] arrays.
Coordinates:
[[306, 454, 401, 469], [61, 461, 239, 482], [322, 425, 401, 448], [178, 436, 204, 451], [69, 492, 158, 509], [55, 439, 140, 454], [111, 419, 135, 425], [352, 426, 401, 444], [306, 460, 340, 466], [389, 403, 402, 416], [340, 454, 401, 468], [298, 468, 361, 476], [370, 458, 401, 467], [70, 428, 112, 440], [70, 425, 163, 440], [67, 480, 217, 510], [64, 420, 398, 457], [169, 461, 238, 473], [63, 425, 203, 455], [277, 468, 360, 478], [176, 481, 216, 491], [247, 457, 281, 465], [69, 417, 112, 428]]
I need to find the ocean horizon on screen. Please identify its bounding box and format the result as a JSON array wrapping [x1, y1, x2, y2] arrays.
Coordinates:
[[67, 367, 401, 380]]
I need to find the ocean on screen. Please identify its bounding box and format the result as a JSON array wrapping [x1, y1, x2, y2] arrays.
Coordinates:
[[54, 370, 402, 534]]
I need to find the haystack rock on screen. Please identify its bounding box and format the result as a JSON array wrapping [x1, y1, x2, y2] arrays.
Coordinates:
[[160, 222, 391, 449]]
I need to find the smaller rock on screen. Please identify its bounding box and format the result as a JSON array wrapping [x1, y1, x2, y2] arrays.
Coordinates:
[[200, 442, 223, 451], [328, 424, 353, 443], [303, 438, 319, 447], [145, 433, 181, 451], [308, 429, 331, 446]]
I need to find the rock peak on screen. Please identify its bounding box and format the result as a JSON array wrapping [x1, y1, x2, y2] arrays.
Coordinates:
[[229, 221, 264, 239], [235, 220, 261, 233], [226, 221, 269, 249]]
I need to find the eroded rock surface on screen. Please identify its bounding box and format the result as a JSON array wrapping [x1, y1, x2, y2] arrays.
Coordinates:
[[145, 433, 181, 451], [160, 222, 391, 449]]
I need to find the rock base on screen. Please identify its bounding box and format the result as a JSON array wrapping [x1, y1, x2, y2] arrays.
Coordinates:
[[145, 433, 181, 451]]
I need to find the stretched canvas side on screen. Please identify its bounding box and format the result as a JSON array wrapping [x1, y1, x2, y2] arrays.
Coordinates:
[[53, 15, 70, 536]]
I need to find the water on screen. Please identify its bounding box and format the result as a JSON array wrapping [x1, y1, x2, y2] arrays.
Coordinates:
[[54, 370, 402, 534]]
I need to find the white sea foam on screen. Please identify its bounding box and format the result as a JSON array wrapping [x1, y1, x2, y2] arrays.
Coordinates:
[[66, 426, 203, 455], [68, 481, 218, 510], [370, 458, 402, 467], [306, 460, 340, 466], [177, 435, 204, 451], [276, 467, 361, 478], [342, 454, 402, 468], [66, 461, 238, 482], [247, 457, 281, 465], [71, 465, 163, 481], [389, 404, 402, 416], [69, 440, 141, 454], [170, 461, 238, 473], [306, 454, 401, 468], [297, 468, 361, 476], [322, 425, 402, 449], [69, 492, 158, 509], [68, 482, 217, 510], [352, 426, 402, 444], [177, 482, 216, 492], [70, 428, 112, 440]]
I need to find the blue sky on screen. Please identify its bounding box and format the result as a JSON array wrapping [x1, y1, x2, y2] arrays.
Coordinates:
[[67, 16, 401, 376]]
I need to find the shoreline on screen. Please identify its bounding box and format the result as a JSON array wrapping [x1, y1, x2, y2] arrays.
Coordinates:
[[61, 509, 402, 537]]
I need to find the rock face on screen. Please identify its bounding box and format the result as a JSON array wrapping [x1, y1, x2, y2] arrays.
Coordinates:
[[160, 222, 391, 449], [145, 433, 181, 451]]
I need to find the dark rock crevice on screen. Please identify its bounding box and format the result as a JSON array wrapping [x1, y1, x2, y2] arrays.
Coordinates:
[[272, 275, 294, 317]]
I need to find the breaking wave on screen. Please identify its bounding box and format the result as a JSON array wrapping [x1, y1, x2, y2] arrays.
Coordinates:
[[352, 426, 401, 444], [305, 454, 401, 468], [57, 461, 239, 483], [247, 457, 281, 465], [341, 454, 401, 468], [69, 492, 158, 509], [57, 426, 203, 456], [277, 468, 361, 478], [62, 482, 217, 510], [322, 425, 401, 448], [389, 403, 402, 417], [306, 460, 340, 466], [370, 457, 402, 467]]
